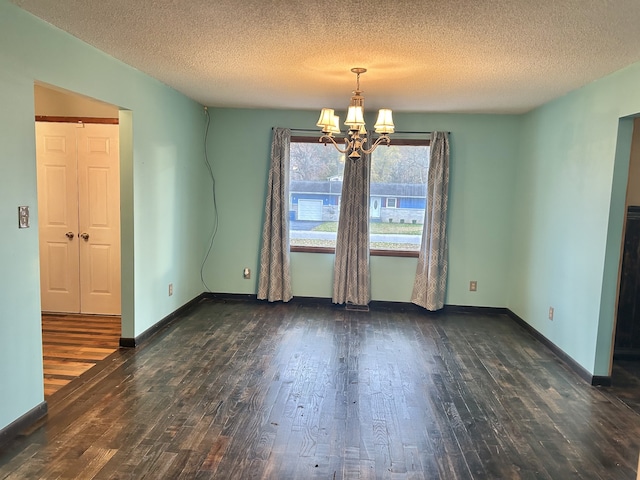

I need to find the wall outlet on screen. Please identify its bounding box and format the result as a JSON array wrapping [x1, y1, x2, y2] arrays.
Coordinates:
[[548, 306, 554, 320], [168, 283, 173, 296], [469, 280, 477, 292], [243, 267, 251, 279]]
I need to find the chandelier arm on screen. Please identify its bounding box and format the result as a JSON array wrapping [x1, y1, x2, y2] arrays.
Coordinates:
[[360, 135, 391, 154], [319, 134, 350, 154]]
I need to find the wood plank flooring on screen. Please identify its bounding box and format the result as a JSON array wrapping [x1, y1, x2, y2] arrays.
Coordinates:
[[2, 299, 640, 478], [42, 314, 121, 397]]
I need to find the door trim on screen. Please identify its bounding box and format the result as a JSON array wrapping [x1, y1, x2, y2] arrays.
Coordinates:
[[36, 116, 119, 125]]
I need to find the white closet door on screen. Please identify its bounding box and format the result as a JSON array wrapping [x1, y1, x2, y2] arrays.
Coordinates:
[[37, 122, 121, 315], [77, 124, 121, 315], [37, 122, 80, 313]]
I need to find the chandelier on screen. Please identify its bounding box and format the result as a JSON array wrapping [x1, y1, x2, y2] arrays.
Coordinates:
[[316, 68, 394, 159]]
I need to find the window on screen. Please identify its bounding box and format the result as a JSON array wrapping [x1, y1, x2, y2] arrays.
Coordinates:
[[289, 137, 345, 250], [370, 141, 430, 253], [289, 136, 429, 255]]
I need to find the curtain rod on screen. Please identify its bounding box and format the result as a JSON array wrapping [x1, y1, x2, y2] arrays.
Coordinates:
[[278, 128, 450, 135]]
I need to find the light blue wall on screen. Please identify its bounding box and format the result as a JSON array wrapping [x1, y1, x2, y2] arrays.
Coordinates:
[[203, 108, 521, 306], [510, 62, 640, 376], [0, 1, 207, 431]]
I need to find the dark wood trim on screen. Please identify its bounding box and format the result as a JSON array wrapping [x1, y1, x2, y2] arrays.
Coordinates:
[[506, 309, 611, 386], [443, 305, 510, 316], [385, 138, 430, 146], [119, 293, 207, 347], [291, 135, 336, 143], [203, 292, 260, 304], [35, 115, 119, 124], [592, 376, 613, 386], [370, 249, 419, 258], [290, 245, 334, 254], [205, 293, 504, 315], [119, 338, 137, 348], [0, 401, 47, 448], [291, 245, 419, 257]]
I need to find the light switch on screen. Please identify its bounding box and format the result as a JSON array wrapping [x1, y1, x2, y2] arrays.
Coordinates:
[[18, 206, 29, 228]]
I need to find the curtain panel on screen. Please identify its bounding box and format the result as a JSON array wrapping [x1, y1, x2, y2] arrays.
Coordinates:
[[332, 148, 371, 306], [257, 127, 293, 302], [411, 131, 450, 310]]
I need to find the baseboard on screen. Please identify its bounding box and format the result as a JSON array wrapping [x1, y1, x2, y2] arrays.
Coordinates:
[[0, 401, 47, 449], [204, 293, 512, 315], [119, 293, 208, 347], [443, 305, 510, 316], [202, 292, 260, 303], [506, 309, 611, 386]]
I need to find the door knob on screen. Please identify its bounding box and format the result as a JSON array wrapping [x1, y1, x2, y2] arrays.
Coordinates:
[[80, 233, 90, 240], [65, 232, 74, 239]]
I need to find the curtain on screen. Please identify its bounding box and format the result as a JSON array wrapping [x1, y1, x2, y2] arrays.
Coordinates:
[[257, 128, 293, 302], [411, 131, 450, 310], [332, 146, 371, 306]]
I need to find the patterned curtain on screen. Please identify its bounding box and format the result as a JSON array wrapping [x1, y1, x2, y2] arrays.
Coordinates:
[[257, 128, 293, 302], [411, 131, 450, 310], [332, 146, 371, 306]]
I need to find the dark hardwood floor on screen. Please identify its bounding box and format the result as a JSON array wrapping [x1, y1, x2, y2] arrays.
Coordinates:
[[3, 298, 640, 479], [41, 314, 121, 397], [611, 359, 640, 416]]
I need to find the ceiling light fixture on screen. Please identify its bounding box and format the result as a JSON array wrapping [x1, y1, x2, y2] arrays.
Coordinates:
[[317, 68, 394, 159]]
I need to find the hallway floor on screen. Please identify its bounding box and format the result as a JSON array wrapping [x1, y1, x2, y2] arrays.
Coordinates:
[[42, 313, 120, 397]]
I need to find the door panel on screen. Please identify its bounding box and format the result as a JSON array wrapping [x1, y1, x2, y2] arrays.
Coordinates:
[[36, 123, 80, 313], [77, 124, 121, 315]]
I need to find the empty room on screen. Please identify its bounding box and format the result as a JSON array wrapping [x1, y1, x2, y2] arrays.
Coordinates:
[[3, 0, 640, 478]]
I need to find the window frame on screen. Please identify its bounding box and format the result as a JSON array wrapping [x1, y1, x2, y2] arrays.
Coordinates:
[[289, 135, 430, 258]]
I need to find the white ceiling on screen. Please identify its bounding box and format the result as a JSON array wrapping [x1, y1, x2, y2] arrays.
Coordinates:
[[11, 0, 640, 114]]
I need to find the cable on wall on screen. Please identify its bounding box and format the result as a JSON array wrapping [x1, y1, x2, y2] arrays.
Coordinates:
[[200, 106, 218, 292]]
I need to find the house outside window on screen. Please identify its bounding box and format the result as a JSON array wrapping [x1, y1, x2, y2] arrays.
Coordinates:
[[370, 141, 430, 252]]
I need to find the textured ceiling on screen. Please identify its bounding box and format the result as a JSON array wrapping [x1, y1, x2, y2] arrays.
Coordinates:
[[11, 0, 640, 113]]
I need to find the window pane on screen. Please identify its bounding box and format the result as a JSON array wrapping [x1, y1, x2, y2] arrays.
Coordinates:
[[370, 144, 430, 251], [289, 140, 345, 248]]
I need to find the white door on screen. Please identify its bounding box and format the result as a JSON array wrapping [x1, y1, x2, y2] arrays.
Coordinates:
[[370, 197, 382, 219], [77, 124, 121, 315], [36, 122, 81, 313], [36, 122, 121, 315]]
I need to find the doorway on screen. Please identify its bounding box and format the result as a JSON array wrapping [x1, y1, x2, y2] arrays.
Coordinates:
[[36, 121, 121, 315], [34, 83, 123, 396], [612, 117, 640, 396]]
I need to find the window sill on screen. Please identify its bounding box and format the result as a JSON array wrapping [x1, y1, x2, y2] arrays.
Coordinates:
[[290, 245, 419, 258]]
